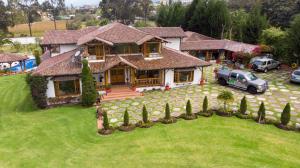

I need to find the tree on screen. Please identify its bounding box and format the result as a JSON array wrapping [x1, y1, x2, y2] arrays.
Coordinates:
[[165, 103, 171, 120], [123, 109, 129, 126], [33, 49, 41, 65], [102, 111, 109, 130], [18, 0, 40, 37], [42, 0, 65, 30], [156, 2, 186, 27], [81, 59, 97, 106], [288, 14, 300, 64], [26, 75, 48, 109], [240, 96, 247, 115], [0, 0, 13, 33], [142, 105, 148, 123], [281, 103, 291, 126], [138, 0, 153, 23], [260, 27, 290, 61], [257, 102, 266, 123], [183, 0, 199, 30], [262, 0, 300, 28], [217, 90, 234, 114], [188, 0, 231, 39], [229, 9, 248, 41], [228, 0, 256, 11], [186, 100, 192, 116], [203, 96, 208, 113], [242, 3, 268, 44]]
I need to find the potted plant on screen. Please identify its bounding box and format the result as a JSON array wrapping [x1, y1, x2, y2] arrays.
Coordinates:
[[165, 83, 171, 91], [105, 84, 112, 93], [130, 83, 136, 91]]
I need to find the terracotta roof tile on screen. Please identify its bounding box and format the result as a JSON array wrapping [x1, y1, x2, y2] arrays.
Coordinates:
[[0, 53, 28, 63], [139, 27, 186, 38], [183, 31, 215, 41]]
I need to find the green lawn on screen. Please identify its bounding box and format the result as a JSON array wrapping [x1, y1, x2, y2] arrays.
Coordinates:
[[0, 75, 300, 167]]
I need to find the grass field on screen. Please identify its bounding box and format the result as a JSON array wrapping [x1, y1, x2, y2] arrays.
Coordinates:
[[0, 75, 300, 167], [8, 20, 67, 37]]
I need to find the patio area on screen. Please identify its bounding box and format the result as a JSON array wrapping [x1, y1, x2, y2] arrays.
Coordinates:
[[101, 64, 300, 127]]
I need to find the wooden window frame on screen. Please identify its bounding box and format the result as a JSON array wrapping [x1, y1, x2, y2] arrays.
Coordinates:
[[54, 79, 80, 97], [174, 70, 194, 83]]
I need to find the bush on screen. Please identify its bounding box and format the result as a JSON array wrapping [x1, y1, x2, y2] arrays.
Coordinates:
[[217, 90, 234, 114], [240, 96, 247, 115], [281, 103, 291, 126], [98, 111, 114, 135], [142, 105, 148, 123], [136, 105, 154, 128], [181, 100, 197, 120], [81, 60, 97, 106], [161, 103, 177, 124], [203, 96, 208, 113], [66, 20, 81, 30], [119, 109, 135, 132], [86, 19, 100, 26], [257, 102, 266, 123], [33, 49, 41, 65], [27, 75, 48, 109]]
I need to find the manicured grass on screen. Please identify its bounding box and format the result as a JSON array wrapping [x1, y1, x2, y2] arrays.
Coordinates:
[[8, 20, 67, 37], [0, 75, 300, 167]]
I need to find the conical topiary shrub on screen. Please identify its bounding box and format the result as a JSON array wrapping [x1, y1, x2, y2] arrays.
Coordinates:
[[161, 103, 177, 124], [203, 96, 208, 114], [257, 102, 266, 124], [137, 105, 154, 128], [119, 109, 135, 132], [281, 103, 291, 126], [98, 111, 114, 135], [181, 100, 197, 120], [240, 96, 247, 115]]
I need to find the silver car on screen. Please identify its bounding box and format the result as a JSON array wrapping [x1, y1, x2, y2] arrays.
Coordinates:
[[252, 58, 280, 73], [291, 69, 300, 83]]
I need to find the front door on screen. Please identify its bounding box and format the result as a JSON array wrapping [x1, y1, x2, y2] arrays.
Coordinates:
[[110, 67, 125, 84]]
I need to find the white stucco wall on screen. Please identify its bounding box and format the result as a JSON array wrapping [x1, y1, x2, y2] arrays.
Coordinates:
[[165, 69, 175, 87], [60, 44, 77, 53], [192, 68, 202, 85], [164, 38, 181, 50], [46, 78, 56, 98]]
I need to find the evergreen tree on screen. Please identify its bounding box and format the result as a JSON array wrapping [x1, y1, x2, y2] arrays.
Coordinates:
[[288, 14, 300, 64], [81, 59, 97, 106], [186, 100, 192, 116], [102, 111, 109, 130], [281, 103, 291, 126], [203, 96, 208, 113], [258, 102, 266, 123], [33, 49, 41, 65], [124, 109, 129, 126], [156, 2, 186, 27], [243, 3, 268, 43], [165, 103, 171, 120], [142, 105, 148, 123], [240, 96, 247, 115], [183, 0, 199, 30]]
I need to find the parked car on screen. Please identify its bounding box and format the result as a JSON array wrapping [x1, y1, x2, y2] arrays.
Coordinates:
[[251, 58, 280, 73], [217, 68, 268, 94], [250, 54, 274, 64], [290, 69, 300, 84]]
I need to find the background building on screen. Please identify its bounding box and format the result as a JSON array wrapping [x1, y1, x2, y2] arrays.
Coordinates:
[[160, 0, 193, 5]]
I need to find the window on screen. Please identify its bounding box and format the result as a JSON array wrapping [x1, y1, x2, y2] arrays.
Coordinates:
[[136, 70, 160, 79], [237, 75, 246, 81], [147, 43, 159, 53], [52, 45, 60, 53], [54, 79, 80, 97], [230, 73, 238, 79], [174, 70, 194, 83], [112, 44, 141, 54], [88, 45, 105, 60]]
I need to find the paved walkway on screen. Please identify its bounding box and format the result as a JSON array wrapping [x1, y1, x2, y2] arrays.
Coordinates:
[[101, 65, 300, 127]]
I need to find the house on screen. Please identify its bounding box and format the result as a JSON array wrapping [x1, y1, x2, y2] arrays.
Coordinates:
[[35, 23, 211, 106], [181, 31, 260, 62]]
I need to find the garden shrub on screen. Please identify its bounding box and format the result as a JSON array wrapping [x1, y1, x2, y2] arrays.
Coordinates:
[[119, 109, 135, 132], [240, 96, 247, 115], [217, 90, 234, 116], [161, 103, 177, 124], [27, 74, 48, 109], [81, 60, 97, 106], [98, 111, 114, 135], [203, 96, 208, 113], [181, 100, 197, 120], [142, 105, 148, 123], [136, 105, 154, 128], [33, 49, 41, 65], [281, 103, 291, 126], [257, 102, 266, 123]]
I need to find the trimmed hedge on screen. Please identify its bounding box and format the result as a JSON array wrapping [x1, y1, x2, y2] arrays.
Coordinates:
[[26, 74, 48, 109]]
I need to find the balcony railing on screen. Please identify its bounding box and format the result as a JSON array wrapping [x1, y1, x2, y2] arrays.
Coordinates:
[[135, 78, 162, 87]]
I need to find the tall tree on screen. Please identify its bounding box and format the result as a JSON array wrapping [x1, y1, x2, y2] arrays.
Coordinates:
[[242, 3, 268, 44], [138, 0, 153, 23], [262, 0, 300, 28], [183, 0, 199, 30], [0, 0, 13, 33], [18, 0, 40, 37], [156, 2, 186, 27], [42, 0, 65, 30], [288, 14, 300, 64], [81, 59, 97, 106]]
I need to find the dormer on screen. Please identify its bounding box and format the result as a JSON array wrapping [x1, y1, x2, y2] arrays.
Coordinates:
[[82, 41, 109, 62], [142, 39, 163, 59]]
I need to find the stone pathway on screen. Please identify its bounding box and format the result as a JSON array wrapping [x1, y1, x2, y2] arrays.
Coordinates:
[[102, 64, 300, 127]]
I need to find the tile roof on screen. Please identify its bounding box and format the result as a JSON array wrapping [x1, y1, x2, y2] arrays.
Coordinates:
[[34, 47, 211, 76], [32, 49, 81, 76], [41, 26, 98, 45], [183, 31, 215, 41], [0, 53, 28, 63], [139, 27, 186, 38], [181, 39, 259, 53], [77, 23, 166, 46]]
